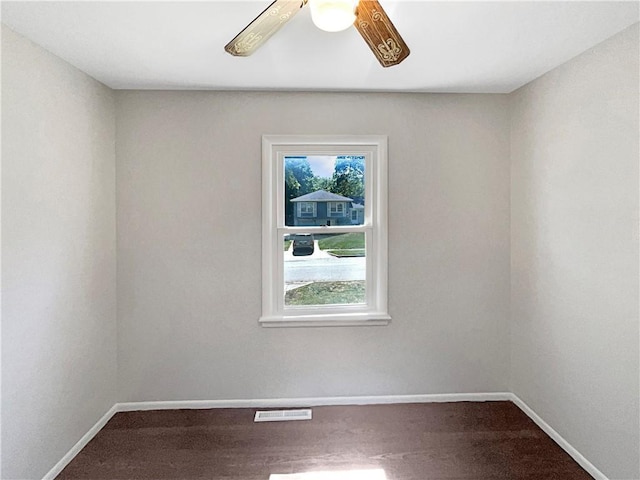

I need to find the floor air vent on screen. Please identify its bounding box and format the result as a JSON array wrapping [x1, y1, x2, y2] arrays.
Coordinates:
[[254, 409, 312, 422]]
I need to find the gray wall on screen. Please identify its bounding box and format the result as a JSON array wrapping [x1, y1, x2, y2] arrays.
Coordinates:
[[510, 24, 639, 479], [116, 91, 511, 402], [1, 27, 117, 479]]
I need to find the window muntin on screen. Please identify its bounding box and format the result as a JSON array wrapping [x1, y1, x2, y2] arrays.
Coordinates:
[[262, 135, 389, 327]]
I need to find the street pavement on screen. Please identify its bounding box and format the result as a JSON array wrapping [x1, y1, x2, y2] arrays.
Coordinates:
[[284, 240, 365, 283], [285, 256, 365, 282]]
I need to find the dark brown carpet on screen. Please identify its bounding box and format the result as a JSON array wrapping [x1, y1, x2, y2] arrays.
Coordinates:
[[56, 401, 593, 480]]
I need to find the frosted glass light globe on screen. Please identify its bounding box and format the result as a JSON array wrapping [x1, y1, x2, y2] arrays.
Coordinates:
[[309, 0, 359, 32]]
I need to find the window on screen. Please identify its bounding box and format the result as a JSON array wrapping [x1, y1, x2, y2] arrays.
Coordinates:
[[298, 202, 316, 217], [261, 135, 389, 327], [328, 202, 345, 217]]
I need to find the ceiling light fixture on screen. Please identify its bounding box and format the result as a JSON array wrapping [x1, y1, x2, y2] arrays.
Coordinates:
[[309, 0, 359, 32], [225, 0, 410, 68]]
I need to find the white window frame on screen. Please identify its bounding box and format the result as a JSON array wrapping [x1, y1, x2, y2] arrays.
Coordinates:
[[351, 209, 359, 222], [328, 202, 345, 217], [298, 202, 316, 217], [261, 135, 390, 327]]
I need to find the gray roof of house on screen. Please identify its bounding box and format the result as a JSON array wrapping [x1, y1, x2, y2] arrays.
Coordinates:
[[291, 190, 353, 202]]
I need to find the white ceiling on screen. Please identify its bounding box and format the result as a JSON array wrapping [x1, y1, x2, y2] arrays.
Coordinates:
[[2, 1, 638, 93]]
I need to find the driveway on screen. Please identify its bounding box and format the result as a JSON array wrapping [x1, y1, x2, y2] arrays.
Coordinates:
[[284, 240, 330, 260]]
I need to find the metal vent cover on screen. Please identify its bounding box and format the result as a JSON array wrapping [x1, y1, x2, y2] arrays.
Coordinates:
[[254, 409, 312, 422]]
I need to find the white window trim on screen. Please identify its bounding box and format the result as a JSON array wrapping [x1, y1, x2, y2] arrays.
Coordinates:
[[298, 202, 316, 217], [328, 202, 345, 217], [261, 135, 390, 328]]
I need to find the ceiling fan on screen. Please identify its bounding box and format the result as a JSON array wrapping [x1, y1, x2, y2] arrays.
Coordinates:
[[224, 0, 410, 68]]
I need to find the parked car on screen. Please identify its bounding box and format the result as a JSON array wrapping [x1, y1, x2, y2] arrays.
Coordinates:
[[292, 234, 314, 256]]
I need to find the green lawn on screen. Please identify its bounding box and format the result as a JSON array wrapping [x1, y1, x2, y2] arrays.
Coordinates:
[[326, 249, 365, 257], [317, 233, 364, 251], [285, 281, 365, 305], [284, 240, 291, 251]]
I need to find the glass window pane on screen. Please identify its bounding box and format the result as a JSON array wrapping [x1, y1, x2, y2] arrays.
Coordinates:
[[284, 155, 365, 227], [284, 232, 366, 306]]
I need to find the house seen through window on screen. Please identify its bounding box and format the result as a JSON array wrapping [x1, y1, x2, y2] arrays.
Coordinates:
[[284, 155, 366, 307]]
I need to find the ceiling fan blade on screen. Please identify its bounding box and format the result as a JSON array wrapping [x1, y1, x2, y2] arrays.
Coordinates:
[[354, 0, 410, 67], [225, 0, 307, 57]]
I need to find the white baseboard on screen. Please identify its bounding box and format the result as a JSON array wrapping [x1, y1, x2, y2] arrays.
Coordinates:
[[116, 392, 511, 412], [42, 393, 607, 480], [42, 404, 118, 480], [509, 393, 608, 480]]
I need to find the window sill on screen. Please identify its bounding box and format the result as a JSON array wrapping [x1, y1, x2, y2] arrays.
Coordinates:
[[259, 313, 391, 328]]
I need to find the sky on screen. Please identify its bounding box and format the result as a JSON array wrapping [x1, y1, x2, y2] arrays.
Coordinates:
[[305, 156, 336, 178]]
